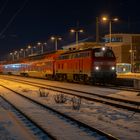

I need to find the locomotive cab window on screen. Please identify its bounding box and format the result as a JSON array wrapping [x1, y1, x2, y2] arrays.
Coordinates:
[[104, 50, 115, 58], [94, 48, 115, 58], [94, 49, 104, 57]]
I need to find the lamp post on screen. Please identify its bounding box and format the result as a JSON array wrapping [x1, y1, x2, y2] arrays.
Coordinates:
[[10, 52, 14, 61], [70, 29, 83, 48], [28, 45, 33, 55], [20, 48, 25, 58], [43, 42, 47, 53], [130, 38, 137, 72], [96, 17, 99, 43], [25, 48, 29, 57], [102, 17, 118, 43], [37, 42, 42, 54], [37, 42, 47, 54], [14, 51, 19, 60], [51, 36, 62, 51]]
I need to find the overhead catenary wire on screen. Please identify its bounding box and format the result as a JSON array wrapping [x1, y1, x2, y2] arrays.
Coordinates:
[[0, 0, 29, 36]]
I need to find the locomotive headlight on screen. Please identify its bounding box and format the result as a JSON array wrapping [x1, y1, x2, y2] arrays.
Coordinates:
[[95, 66, 100, 71], [102, 47, 106, 51], [111, 66, 115, 70]]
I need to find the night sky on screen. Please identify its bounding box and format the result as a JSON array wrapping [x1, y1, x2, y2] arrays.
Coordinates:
[[0, 0, 140, 56]]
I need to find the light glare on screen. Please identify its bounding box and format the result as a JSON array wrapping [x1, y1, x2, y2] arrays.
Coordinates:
[[95, 66, 99, 70]]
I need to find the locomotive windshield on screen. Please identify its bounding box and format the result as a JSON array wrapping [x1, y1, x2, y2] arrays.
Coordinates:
[[94, 48, 115, 58]]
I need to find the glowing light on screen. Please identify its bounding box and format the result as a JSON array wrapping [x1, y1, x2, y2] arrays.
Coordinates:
[[28, 45, 31, 49], [79, 29, 84, 33], [95, 66, 99, 70], [102, 47, 106, 51], [123, 68, 126, 72], [70, 29, 75, 33], [102, 17, 108, 21], [113, 18, 118, 21], [37, 42, 41, 45], [51, 36, 55, 40], [111, 66, 115, 70]]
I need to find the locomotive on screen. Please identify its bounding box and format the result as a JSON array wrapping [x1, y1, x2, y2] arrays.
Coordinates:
[[0, 46, 116, 83]]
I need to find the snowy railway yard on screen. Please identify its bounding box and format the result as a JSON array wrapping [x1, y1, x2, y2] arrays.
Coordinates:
[[0, 75, 140, 140]]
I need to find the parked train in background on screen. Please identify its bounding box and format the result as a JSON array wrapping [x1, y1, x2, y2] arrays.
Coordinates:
[[0, 46, 116, 83]]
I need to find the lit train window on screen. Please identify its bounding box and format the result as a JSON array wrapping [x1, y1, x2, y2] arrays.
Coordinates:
[[95, 51, 104, 57], [94, 48, 115, 58]]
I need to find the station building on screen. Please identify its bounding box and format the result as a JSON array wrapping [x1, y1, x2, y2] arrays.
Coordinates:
[[105, 34, 140, 73]]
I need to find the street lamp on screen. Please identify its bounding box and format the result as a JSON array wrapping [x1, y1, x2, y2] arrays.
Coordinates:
[[14, 51, 19, 60], [70, 29, 84, 48], [51, 36, 62, 51], [25, 48, 29, 56], [43, 42, 47, 53], [10, 52, 14, 61], [37, 42, 47, 54], [28, 45, 33, 55], [37, 42, 42, 54], [102, 16, 118, 43], [20, 48, 26, 58], [129, 38, 137, 72]]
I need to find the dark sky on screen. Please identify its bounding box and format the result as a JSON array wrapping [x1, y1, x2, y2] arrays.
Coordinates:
[[0, 0, 140, 56]]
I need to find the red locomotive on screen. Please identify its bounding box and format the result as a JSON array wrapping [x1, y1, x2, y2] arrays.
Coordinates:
[[1, 46, 116, 83], [55, 47, 116, 82]]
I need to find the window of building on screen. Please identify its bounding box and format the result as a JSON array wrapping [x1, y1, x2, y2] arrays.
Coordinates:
[[104, 37, 123, 42]]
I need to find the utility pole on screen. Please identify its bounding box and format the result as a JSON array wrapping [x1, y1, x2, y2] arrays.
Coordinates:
[[130, 38, 133, 72], [96, 17, 99, 43]]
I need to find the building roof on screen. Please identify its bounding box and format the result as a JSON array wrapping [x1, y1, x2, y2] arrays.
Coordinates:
[[105, 33, 140, 37]]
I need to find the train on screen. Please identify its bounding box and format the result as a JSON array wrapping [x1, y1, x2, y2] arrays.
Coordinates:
[[0, 46, 117, 83]]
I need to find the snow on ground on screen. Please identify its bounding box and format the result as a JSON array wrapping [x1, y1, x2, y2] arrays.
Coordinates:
[[0, 99, 37, 140], [107, 91, 140, 102], [1, 75, 140, 102], [0, 78, 140, 140]]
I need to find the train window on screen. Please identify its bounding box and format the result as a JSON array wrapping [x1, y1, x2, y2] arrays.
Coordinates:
[[105, 50, 115, 57], [59, 55, 63, 59], [75, 53, 80, 58], [61, 55, 69, 59], [94, 51, 104, 57], [94, 49, 114, 58]]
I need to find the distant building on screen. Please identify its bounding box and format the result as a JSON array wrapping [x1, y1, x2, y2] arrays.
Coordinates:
[[105, 34, 140, 73]]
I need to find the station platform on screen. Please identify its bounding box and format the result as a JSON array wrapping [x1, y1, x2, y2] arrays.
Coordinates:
[[117, 72, 140, 79], [117, 73, 140, 89]]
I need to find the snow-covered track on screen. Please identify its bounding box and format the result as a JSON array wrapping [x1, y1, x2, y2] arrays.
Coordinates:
[[1, 75, 139, 92], [1, 77, 140, 113], [0, 95, 54, 140], [96, 84, 140, 93], [0, 84, 118, 140]]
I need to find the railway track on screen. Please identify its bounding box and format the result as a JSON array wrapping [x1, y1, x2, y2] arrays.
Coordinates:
[[1, 74, 140, 92], [0, 95, 54, 140], [0, 84, 118, 140], [1, 76, 140, 113], [97, 84, 140, 93]]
